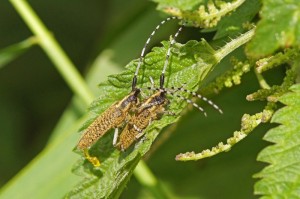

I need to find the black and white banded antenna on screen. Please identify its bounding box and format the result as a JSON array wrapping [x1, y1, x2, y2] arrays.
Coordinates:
[[142, 24, 183, 110], [148, 22, 223, 116], [151, 86, 223, 115], [148, 78, 208, 116], [160, 25, 183, 89], [168, 86, 223, 114], [131, 16, 179, 91]]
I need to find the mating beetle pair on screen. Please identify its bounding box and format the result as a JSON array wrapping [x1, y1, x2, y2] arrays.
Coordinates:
[[77, 17, 222, 166]]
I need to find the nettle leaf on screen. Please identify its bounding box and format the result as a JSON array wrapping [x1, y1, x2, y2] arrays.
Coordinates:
[[254, 84, 300, 198], [66, 40, 219, 199], [246, 0, 300, 58], [66, 27, 254, 198]]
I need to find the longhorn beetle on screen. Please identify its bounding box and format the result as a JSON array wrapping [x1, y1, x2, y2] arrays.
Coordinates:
[[115, 24, 223, 151], [77, 89, 140, 166], [77, 17, 178, 166], [115, 25, 183, 151]]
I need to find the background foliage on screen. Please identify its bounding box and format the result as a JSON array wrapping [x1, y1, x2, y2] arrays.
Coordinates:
[[0, 0, 299, 198]]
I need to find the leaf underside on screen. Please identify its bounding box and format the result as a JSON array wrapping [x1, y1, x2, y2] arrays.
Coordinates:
[[254, 84, 300, 198]]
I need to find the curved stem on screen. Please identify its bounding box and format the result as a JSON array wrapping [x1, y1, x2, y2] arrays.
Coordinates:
[[254, 69, 271, 89]]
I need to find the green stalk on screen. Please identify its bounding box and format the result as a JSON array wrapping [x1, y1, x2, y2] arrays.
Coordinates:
[[135, 161, 177, 199], [10, 0, 94, 105], [134, 161, 158, 187], [254, 69, 271, 89]]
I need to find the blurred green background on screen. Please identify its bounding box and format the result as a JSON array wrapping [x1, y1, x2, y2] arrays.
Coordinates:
[[0, 0, 278, 198], [0, 0, 158, 187]]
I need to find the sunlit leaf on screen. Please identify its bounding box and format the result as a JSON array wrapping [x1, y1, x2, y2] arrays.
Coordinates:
[[246, 0, 300, 58]]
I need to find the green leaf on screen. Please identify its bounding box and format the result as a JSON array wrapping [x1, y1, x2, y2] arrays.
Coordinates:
[[254, 84, 300, 198], [246, 0, 300, 58], [0, 37, 37, 68], [0, 116, 83, 199], [67, 39, 219, 199], [213, 0, 261, 39]]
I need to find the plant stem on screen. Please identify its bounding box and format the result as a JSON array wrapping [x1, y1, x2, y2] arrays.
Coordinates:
[[215, 28, 256, 62], [134, 160, 157, 186], [134, 161, 175, 199], [10, 0, 94, 105], [254, 69, 271, 89]]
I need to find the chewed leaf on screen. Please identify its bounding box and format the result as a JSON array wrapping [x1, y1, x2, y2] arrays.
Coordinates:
[[254, 84, 300, 198]]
